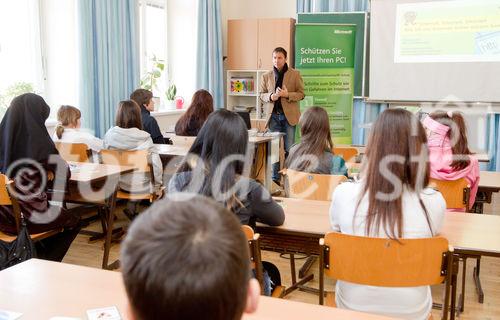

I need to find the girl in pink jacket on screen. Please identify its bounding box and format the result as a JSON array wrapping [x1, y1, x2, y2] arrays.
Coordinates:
[[422, 111, 480, 210]]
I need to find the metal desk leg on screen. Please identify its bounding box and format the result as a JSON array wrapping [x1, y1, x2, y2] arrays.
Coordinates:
[[102, 187, 119, 270], [265, 140, 272, 191], [450, 257, 459, 320], [283, 253, 315, 297], [473, 257, 484, 303]]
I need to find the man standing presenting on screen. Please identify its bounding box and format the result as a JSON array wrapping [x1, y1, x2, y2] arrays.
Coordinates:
[[259, 47, 305, 185]]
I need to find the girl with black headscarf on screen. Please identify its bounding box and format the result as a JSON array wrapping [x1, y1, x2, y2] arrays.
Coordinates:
[[0, 93, 80, 262]]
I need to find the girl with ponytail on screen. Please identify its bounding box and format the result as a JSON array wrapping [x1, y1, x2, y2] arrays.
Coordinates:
[[52, 105, 103, 152], [422, 110, 480, 209]]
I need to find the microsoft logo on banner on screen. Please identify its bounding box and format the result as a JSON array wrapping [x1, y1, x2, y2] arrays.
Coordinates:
[[334, 30, 352, 34]]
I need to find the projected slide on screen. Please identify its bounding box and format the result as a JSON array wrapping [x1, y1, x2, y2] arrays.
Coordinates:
[[394, 0, 500, 63]]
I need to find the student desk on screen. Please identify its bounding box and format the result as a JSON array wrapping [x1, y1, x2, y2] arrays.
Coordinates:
[[256, 197, 500, 318], [64, 162, 135, 269], [472, 171, 500, 213], [156, 133, 283, 190], [0, 259, 394, 320]]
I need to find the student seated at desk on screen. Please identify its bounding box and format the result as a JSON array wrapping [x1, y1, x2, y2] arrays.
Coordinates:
[[329, 109, 446, 320], [286, 106, 347, 176], [168, 109, 284, 227], [52, 105, 103, 153], [104, 100, 163, 217], [0, 93, 80, 262], [422, 111, 479, 208], [121, 195, 260, 320], [174, 89, 214, 136], [130, 89, 166, 144]]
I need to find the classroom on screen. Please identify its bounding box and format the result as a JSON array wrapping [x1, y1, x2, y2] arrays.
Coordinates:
[[1, 0, 500, 319]]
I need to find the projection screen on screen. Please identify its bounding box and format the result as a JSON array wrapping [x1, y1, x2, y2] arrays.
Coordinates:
[[369, 0, 500, 102]]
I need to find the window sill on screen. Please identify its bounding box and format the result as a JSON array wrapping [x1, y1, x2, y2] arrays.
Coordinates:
[[151, 109, 186, 116]]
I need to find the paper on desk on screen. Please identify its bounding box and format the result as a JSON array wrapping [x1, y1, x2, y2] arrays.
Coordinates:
[[86, 306, 121, 320]]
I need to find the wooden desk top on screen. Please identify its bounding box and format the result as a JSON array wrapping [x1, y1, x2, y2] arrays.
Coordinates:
[[335, 145, 489, 163], [0, 259, 128, 319], [479, 171, 500, 190], [155, 134, 281, 156], [243, 295, 395, 320], [0, 259, 393, 320], [259, 197, 500, 257], [441, 213, 500, 257], [68, 162, 135, 183], [154, 144, 190, 156]]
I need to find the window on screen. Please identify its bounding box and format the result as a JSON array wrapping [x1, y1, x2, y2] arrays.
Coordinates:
[[0, 0, 77, 121], [0, 0, 44, 120], [139, 0, 167, 98]]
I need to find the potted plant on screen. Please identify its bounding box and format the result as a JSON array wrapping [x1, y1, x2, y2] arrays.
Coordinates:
[[140, 55, 164, 110], [165, 83, 177, 109]]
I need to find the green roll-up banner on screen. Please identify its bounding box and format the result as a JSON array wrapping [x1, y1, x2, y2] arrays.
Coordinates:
[[295, 24, 356, 145]]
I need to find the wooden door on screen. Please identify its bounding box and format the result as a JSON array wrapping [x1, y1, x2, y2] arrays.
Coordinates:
[[227, 19, 258, 70], [257, 18, 295, 70]]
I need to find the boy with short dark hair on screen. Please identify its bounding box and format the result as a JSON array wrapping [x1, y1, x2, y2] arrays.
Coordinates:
[[121, 195, 260, 320], [130, 88, 166, 144]]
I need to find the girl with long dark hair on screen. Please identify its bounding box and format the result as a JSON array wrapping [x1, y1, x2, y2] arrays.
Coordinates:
[[285, 106, 347, 175], [174, 89, 214, 136], [169, 109, 284, 227], [329, 109, 446, 319]]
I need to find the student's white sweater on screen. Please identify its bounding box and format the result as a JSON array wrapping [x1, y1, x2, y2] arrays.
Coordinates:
[[329, 181, 446, 320], [52, 128, 104, 152], [103, 126, 163, 193]]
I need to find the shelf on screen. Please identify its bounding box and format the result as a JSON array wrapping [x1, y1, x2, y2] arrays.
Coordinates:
[[228, 93, 258, 97]]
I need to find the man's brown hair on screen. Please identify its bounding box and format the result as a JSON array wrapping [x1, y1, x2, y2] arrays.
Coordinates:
[[115, 100, 142, 130], [130, 89, 153, 108], [121, 195, 251, 320], [273, 47, 287, 59]]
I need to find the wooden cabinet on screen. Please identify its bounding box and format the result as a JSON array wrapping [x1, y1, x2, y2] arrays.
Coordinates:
[[227, 19, 258, 70], [227, 18, 295, 70]]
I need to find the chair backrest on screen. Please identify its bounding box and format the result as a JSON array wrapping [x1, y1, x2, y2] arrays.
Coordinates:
[[170, 135, 196, 147], [429, 178, 470, 211], [0, 174, 22, 231], [332, 147, 358, 163], [318, 232, 454, 319], [100, 149, 151, 172], [242, 225, 264, 294], [55, 142, 91, 162], [0, 174, 12, 206], [284, 169, 347, 201]]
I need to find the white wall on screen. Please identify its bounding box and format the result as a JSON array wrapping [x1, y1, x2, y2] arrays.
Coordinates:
[[220, 0, 297, 56]]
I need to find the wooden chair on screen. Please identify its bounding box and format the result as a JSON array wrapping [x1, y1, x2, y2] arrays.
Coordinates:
[[170, 135, 196, 148], [242, 225, 285, 298], [429, 178, 470, 211], [283, 169, 347, 201], [0, 174, 62, 243], [319, 232, 456, 320], [55, 142, 92, 162], [99, 149, 163, 202], [332, 147, 358, 163]]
